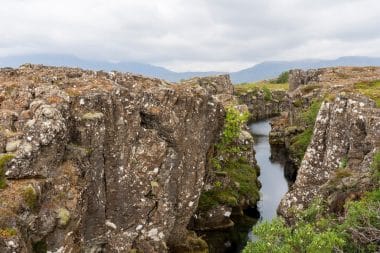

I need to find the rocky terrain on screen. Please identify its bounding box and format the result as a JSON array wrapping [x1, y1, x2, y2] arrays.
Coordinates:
[[0, 65, 238, 253], [270, 67, 380, 220], [1, 64, 379, 253]]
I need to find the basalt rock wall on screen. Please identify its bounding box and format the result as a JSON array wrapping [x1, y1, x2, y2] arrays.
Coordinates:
[[0, 65, 228, 253]]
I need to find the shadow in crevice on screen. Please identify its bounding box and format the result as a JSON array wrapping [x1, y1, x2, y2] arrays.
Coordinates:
[[270, 145, 298, 186]]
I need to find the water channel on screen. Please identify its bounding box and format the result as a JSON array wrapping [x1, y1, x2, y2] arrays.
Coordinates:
[[200, 119, 294, 252]]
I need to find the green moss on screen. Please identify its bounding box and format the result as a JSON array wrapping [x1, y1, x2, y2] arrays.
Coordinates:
[[290, 128, 313, 162], [289, 100, 322, 163], [224, 158, 260, 205], [199, 107, 259, 212], [0, 227, 17, 237], [22, 184, 37, 209], [300, 100, 322, 126], [57, 207, 70, 227], [0, 154, 15, 189], [199, 158, 259, 211], [354, 80, 380, 107]]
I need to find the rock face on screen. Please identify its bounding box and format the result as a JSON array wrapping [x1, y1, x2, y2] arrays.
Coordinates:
[[237, 89, 289, 121], [278, 93, 380, 220], [0, 65, 228, 252], [289, 66, 380, 92]]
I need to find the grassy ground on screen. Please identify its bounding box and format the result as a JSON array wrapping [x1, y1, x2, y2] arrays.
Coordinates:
[[234, 82, 289, 94], [354, 80, 380, 107]]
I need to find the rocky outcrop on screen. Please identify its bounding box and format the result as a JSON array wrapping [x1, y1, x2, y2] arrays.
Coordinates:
[[278, 93, 380, 220], [237, 89, 289, 121], [289, 66, 380, 92], [0, 65, 228, 252]]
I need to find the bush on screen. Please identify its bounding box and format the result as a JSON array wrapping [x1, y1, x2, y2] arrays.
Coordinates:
[[262, 86, 272, 101], [276, 71, 289, 84], [243, 188, 380, 253]]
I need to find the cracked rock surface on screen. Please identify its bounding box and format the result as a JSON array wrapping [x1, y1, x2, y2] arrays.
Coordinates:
[[0, 65, 227, 252]]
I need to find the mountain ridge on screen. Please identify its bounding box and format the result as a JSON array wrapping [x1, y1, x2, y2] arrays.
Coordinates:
[[1, 54, 380, 83]]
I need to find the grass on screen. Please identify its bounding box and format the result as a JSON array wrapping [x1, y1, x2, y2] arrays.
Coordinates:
[[354, 80, 380, 107], [234, 82, 289, 95]]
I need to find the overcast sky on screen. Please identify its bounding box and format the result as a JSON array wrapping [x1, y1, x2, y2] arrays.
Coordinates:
[[1, 0, 379, 71]]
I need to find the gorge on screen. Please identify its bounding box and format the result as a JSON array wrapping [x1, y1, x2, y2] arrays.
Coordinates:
[[0, 64, 379, 253]]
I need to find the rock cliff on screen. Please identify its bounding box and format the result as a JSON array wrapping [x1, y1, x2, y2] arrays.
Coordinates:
[[0, 65, 229, 252], [236, 89, 288, 121], [276, 67, 380, 221]]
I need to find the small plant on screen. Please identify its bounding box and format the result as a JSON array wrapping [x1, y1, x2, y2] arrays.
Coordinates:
[[214, 181, 222, 188], [339, 156, 348, 169], [22, 184, 37, 209], [262, 86, 272, 101]]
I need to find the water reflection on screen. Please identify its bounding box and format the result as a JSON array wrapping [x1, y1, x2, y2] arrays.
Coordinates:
[[249, 119, 290, 223]]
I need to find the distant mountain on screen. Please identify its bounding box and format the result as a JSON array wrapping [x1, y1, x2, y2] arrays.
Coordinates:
[[1, 54, 380, 84], [0, 54, 221, 82], [230, 56, 380, 83]]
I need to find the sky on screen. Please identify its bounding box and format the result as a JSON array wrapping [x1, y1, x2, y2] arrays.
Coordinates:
[[1, 0, 379, 72]]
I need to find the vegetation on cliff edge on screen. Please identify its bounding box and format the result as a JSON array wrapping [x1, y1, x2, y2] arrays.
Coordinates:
[[198, 107, 260, 211], [354, 80, 380, 107], [289, 100, 322, 164], [244, 152, 380, 253]]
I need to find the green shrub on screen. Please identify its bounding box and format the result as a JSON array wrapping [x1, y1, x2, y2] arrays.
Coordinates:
[[217, 107, 249, 154], [244, 188, 380, 253], [276, 71, 289, 84], [262, 86, 272, 101]]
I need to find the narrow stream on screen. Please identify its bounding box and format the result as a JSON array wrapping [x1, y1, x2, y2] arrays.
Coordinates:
[[248, 119, 289, 224], [199, 119, 293, 252]]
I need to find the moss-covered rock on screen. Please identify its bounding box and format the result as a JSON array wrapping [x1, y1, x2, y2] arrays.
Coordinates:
[[0, 153, 15, 189]]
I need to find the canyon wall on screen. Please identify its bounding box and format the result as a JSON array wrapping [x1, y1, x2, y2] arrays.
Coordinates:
[[276, 66, 380, 221], [0, 65, 230, 252]]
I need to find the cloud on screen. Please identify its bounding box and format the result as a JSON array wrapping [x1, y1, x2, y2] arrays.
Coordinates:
[[0, 0, 379, 71]]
